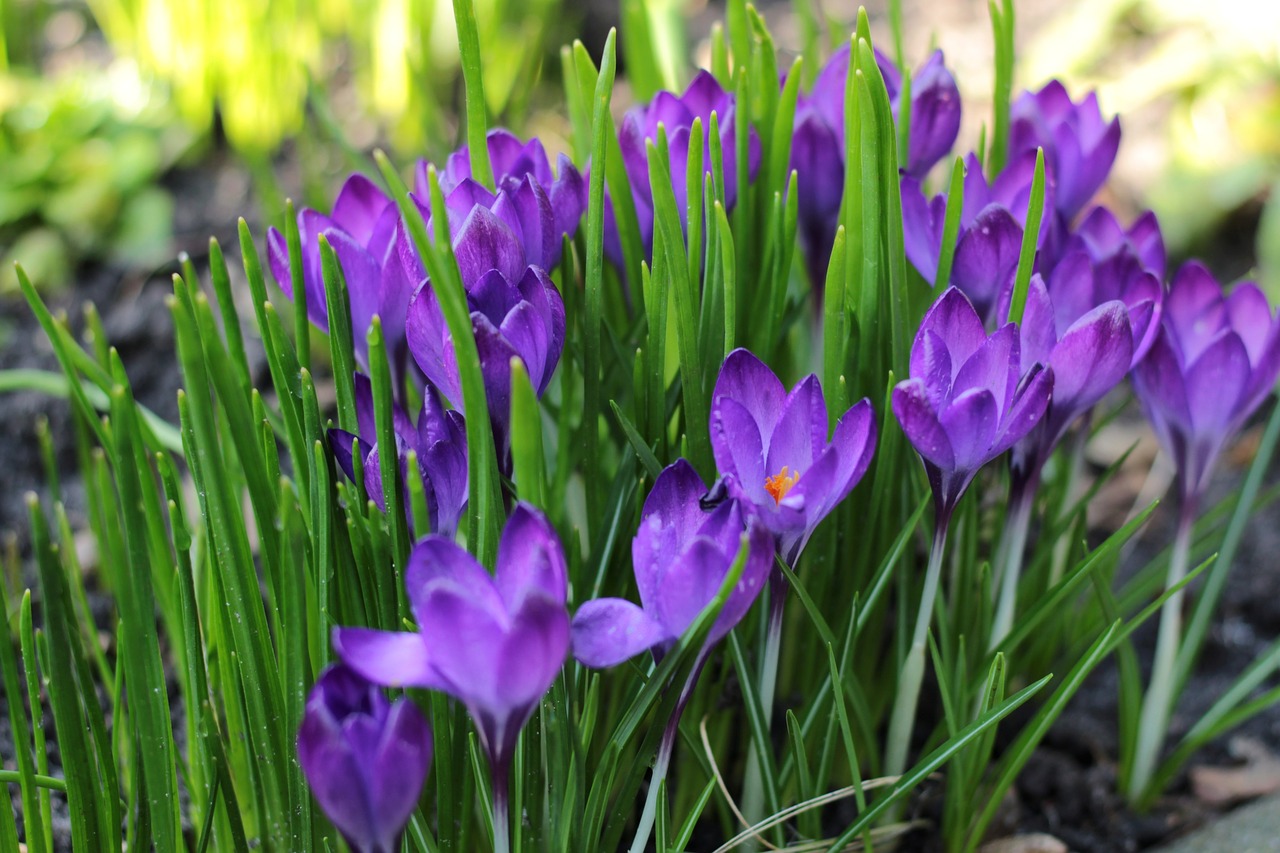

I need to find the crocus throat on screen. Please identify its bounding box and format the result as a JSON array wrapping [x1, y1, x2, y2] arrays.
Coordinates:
[[764, 466, 800, 505]]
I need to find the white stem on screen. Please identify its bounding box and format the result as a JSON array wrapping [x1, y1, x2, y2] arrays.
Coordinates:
[[989, 485, 1034, 652], [1129, 507, 1194, 801], [884, 524, 948, 779]]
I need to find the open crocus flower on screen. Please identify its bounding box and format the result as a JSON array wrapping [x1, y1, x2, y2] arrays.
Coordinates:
[[297, 664, 433, 853], [1132, 262, 1280, 503], [404, 205, 566, 464], [333, 503, 569, 776], [418, 128, 586, 272], [1010, 80, 1121, 221], [268, 174, 415, 376], [892, 287, 1054, 519], [1001, 275, 1133, 480], [329, 373, 468, 538], [570, 459, 773, 669], [607, 70, 760, 265], [708, 348, 877, 565], [901, 151, 1061, 322], [791, 46, 960, 286]]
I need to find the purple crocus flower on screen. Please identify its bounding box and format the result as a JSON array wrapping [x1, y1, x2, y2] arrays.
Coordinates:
[[418, 128, 586, 272], [607, 70, 760, 265], [268, 174, 415, 375], [332, 503, 569, 776], [1132, 262, 1280, 503], [329, 373, 468, 538], [570, 459, 773, 668], [1000, 275, 1133, 480], [403, 204, 566, 463], [1010, 80, 1121, 221], [901, 151, 1062, 323], [792, 45, 960, 285], [570, 460, 772, 853], [297, 664, 433, 853], [708, 348, 877, 566], [892, 286, 1054, 518]]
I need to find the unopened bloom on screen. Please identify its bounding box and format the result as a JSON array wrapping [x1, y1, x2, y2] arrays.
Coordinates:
[[792, 46, 960, 285], [608, 70, 759, 265], [297, 664, 433, 853], [1132, 262, 1280, 502], [570, 459, 773, 668], [404, 205, 566, 461], [1002, 275, 1133, 479], [892, 287, 1054, 517], [329, 373, 468, 538], [421, 128, 586, 271], [901, 151, 1061, 322], [333, 504, 569, 773], [1010, 81, 1121, 220], [709, 348, 877, 564], [268, 174, 414, 375]]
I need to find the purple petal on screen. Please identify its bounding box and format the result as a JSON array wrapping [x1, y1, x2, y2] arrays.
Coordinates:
[[892, 379, 956, 471], [452, 205, 525, 285], [633, 460, 710, 611], [405, 536, 503, 626], [495, 503, 568, 611], [571, 598, 667, 668], [332, 628, 439, 690], [495, 594, 570, 711], [951, 205, 1023, 323], [331, 174, 393, 246], [763, 375, 828, 482]]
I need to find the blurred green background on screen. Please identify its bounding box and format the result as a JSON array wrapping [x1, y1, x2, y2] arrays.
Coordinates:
[[1, 0, 1278, 294]]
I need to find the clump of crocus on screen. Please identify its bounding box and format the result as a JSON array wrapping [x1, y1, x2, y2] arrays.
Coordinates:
[[421, 128, 586, 272], [571, 459, 772, 853], [297, 664, 433, 853], [1009, 80, 1120, 221], [329, 373, 468, 538], [1126, 262, 1280, 801], [333, 503, 569, 853], [886, 286, 1053, 777], [404, 204, 566, 466], [607, 70, 759, 265], [792, 45, 960, 285], [901, 151, 1060, 321], [268, 174, 415, 377]]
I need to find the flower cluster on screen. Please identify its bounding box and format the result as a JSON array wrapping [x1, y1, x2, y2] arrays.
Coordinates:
[[281, 48, 1280, 850]]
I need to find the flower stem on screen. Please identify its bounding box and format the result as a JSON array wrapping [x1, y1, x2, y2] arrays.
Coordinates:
[[989, 477, 1034, 652], [740, 570, 787, 841], [493, 764, 511, 853], [629, 657, 706, 853], [884, 520, 950, 779], [1047, 424, 1088, 588], [1128, 500, 1196, 803]]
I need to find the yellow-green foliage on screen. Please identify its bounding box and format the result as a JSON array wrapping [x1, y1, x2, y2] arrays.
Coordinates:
[[84, 0, 565, 154]]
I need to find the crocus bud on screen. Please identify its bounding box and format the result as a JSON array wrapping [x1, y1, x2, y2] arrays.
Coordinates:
[[1132, 262, 1280, 503], [297, 665, 433, 853]]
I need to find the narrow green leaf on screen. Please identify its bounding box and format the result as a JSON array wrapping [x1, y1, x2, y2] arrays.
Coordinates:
[[934, 156, 966, 290], [987, 0, 1015, 175], [581, 31, 619, 533], [320, 234, 359, 433], [511, 357, 547, 508], [452, 0, 493, 189], [1007, 148, 1046, 325], [284, 199, 311, 373]]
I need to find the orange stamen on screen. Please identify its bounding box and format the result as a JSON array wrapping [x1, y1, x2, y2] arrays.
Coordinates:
[[764, 466, 800, 505]]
